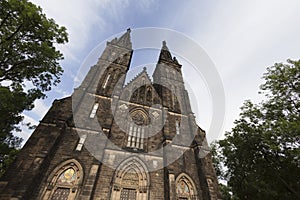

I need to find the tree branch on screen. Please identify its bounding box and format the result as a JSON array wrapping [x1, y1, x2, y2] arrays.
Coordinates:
[[0, 59, 32, 82], [0, 24, 22, 45]]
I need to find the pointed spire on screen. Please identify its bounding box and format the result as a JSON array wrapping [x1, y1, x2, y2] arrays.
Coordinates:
[[114, 28, 132, 49], [108, 28, 132, 49], [158, 41, 181, 67], [158, 40, 173, 63]]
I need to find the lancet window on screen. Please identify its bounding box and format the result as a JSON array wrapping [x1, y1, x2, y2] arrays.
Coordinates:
[[103, 74, 111, 88], [127, 123, 145, 149], [89, 103, 99, 118], [176, 120, 180, 135]]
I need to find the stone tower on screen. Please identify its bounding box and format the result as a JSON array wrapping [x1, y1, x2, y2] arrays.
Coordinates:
[[0, 29, 221, 200]]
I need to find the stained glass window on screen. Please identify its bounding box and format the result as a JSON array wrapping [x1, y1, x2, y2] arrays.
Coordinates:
[[177, 180, 190, 195], [176, 175, 197, 200], [57, 168, 77, 185]]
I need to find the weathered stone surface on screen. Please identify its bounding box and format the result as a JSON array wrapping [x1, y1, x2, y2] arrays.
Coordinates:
[[0, 29, 221, 200]]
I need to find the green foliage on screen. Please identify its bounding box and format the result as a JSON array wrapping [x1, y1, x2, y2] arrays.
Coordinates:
[[0, 147, 19, 177], [218, 184, 236, 200], [216, 59, 300, 199], [0, 0, 68, 176], [211, 142, 238, 200], [210, 141, 225, 180]]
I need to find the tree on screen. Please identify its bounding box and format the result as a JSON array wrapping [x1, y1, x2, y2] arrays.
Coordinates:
[[0, 0, 68, 176], [215, 59, 300, 199], [210, 141, 238, 200]]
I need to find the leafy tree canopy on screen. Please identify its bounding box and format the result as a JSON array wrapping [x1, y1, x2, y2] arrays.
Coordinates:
[[0, 0, 68, 176], [213, 59, 300, 199]]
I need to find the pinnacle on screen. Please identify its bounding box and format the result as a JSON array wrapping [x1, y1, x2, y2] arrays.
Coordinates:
[[159, 40, 172, 62], [162, 40, 169, 51], [109, 28, 132, 49]]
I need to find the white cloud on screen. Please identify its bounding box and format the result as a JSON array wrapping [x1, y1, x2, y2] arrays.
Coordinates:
[[53, 88, 70, 98], [30, 0, 105, 61], [197, 0, 300, 77], [23, 0, 300, 143], [31, 99, 50, 119], [184, 0, 300, 137], [16, 100, 51, 146]]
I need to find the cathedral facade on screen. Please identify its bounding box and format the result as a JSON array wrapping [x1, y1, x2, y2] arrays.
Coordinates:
[[0, 29, 220, 200]]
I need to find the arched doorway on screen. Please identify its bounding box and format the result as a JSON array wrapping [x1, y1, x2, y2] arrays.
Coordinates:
[[110, 157, 150, 200]]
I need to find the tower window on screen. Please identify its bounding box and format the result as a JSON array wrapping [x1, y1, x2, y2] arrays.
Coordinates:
[[89, 103, 99, 118], [76, 134, 87, 151], [176, 120, 180, 135], [103, 74, 111, 88]]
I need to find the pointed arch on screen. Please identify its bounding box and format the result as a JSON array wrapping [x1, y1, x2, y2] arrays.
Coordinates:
[[41, 159, 84, 200], [130, 108, 149, 125], [175, 173, 198, 200], [110, 157, 150, 200]]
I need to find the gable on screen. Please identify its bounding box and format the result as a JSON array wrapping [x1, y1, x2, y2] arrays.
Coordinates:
[[121, 68, 161, 106]]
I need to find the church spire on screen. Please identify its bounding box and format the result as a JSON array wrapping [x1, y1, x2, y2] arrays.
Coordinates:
[[109, 28, 132, 49], [158, 41, 180, 66]]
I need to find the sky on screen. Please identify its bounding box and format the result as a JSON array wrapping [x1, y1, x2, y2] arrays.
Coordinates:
[[19, 0, 300, 144]]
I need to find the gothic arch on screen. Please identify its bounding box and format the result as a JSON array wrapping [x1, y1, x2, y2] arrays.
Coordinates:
[[175, 173, 198, 200], [129, 108, 149, 125], [41, 159, 84, 200], [110, 157, 150, 200]]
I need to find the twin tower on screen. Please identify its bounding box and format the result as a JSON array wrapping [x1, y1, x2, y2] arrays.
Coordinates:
[[0, 29, 221, 200]]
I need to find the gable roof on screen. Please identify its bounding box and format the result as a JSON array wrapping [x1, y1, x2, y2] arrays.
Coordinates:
[[121, 67, 161, 105]]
